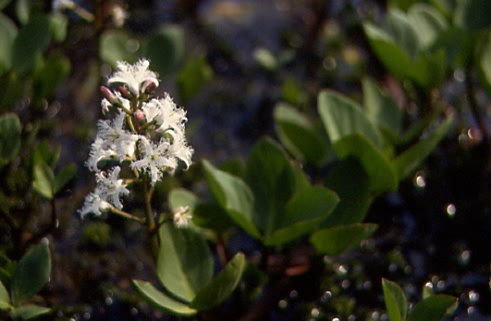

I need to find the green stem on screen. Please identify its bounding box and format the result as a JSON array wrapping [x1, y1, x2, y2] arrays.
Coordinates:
[[110, 207, 145, 224], [143, 175, 156, 233]]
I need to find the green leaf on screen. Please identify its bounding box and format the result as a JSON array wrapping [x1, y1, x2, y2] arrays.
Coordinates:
[[387, 0, 418, 11], [132, 280, 197, 316], [310, 223, 378, 256], [383, 9, 420, 58], [11, 242, 51, 304], [32, 160, 55, 199], [203, 160, 260, 239], [192, 203, 234, 234], [157, 223, 213, 302], [363, 23, 431, 87], [408, 4, 448, 49], [168, 188, 199, 215], [254, 48, 278, 71], [393, 115, 452, 180], [53, 163, 76, 195], [0, 13, 17, 74], [32, 52, 71, 101], [382, 278, 408, 321], [265, 186, 339, 247], [177, 57, 213, 103], [15, 0, 30, 25], [407, 295, 457, 321], [142, 24, 184, 77], [0, 113, 21, 167], [318, 90, 383, 149], [333, 134, 397, 192], [362, 77, 402, 136], [324, 158, 371, 227], [99, 30, 137, 67], [245, 138, 300, 237], [0, 280, 10, 310], [0, 0, 12, 10], [479, 33, 491, 91], [10, 305, 50, 320], [12, 14, 51, 74], [274, 103, 329, 166], [453, 0, 491, 31], [48, 12, 68, 43], [190, 253, 246, 310]]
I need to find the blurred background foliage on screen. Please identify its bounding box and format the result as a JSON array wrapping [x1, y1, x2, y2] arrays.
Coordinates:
[[0, 0, 490, 320]]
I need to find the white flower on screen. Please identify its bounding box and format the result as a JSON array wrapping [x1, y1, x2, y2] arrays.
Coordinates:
[[96, 111, 140, 163], [95, 166, 129, 210], [130, 137, 177, 185], [173, 206, 192, 228], [167, 131, 194, 170], [86, 137, 118, 171], [107, 59, 159, 96], [79, 193, 111, 217], [142, 95, 187, 136]]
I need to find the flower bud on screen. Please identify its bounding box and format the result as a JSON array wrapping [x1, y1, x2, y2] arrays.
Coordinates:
[[133, 110, 146, 124], [141, 79, 158, 94], [100, 86, 119, 105], [118, 86, 133, 99]]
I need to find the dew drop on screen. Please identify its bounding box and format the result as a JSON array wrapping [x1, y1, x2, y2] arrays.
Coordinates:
[[424, 282, 433, 290], [320, 291, 332, 304], [436, 280, 446, 290], [446, 204, 456, 218], [341, 279, 351, 288], [83, 312, 91, 320], [105, 297, 113, 305], [131, 307, 138, 316], [459, 250, 471, 265], [278, 299, 288, 309], [289, 290, 299, 299], [311, 308, 320, 317], [414, 173, 426, 188], [468, 290, 480, 304], [337, 264, 348, 275], [453, 69, 465, 82], [332, 318, 340, 321]]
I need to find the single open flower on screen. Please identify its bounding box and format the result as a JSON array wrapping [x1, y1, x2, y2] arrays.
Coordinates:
[[173, 206, 192, 228], [107, 59, 159, 96]]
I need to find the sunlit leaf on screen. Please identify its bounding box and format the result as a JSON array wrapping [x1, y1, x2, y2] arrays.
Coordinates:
[[310, 223, 378, 255], [32, 160, 55, 199], [383, 9, 420, 58], [407, 295, 457, 321], [132, 280, 197, 316], [318, 90, 383, 148], [203, 160, 260, 238], [157, 224, 213, 302], [408, 4, 448, 48], [0, 280, 10, 310], [10, 304, 50, 320], [362, 77, 402, 136], [11, 242, 51, 304], [382, 278, 408, 321], [48, 12, 68, 43], [190, 253, 246, 310]]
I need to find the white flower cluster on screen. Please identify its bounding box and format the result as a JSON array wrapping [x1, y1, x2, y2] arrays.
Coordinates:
[[79, 59, 193, 218]]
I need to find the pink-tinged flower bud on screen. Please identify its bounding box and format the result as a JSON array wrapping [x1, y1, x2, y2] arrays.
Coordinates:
[[118, 86, 132, 99], [141, 79, 158, 94], [100, 86, 119, 104], [133, 110, 146, 124]]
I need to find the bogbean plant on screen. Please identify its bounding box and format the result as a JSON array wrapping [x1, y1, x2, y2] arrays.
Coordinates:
[[2, 0, 484, 320], [71, 60, 454, 320]]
